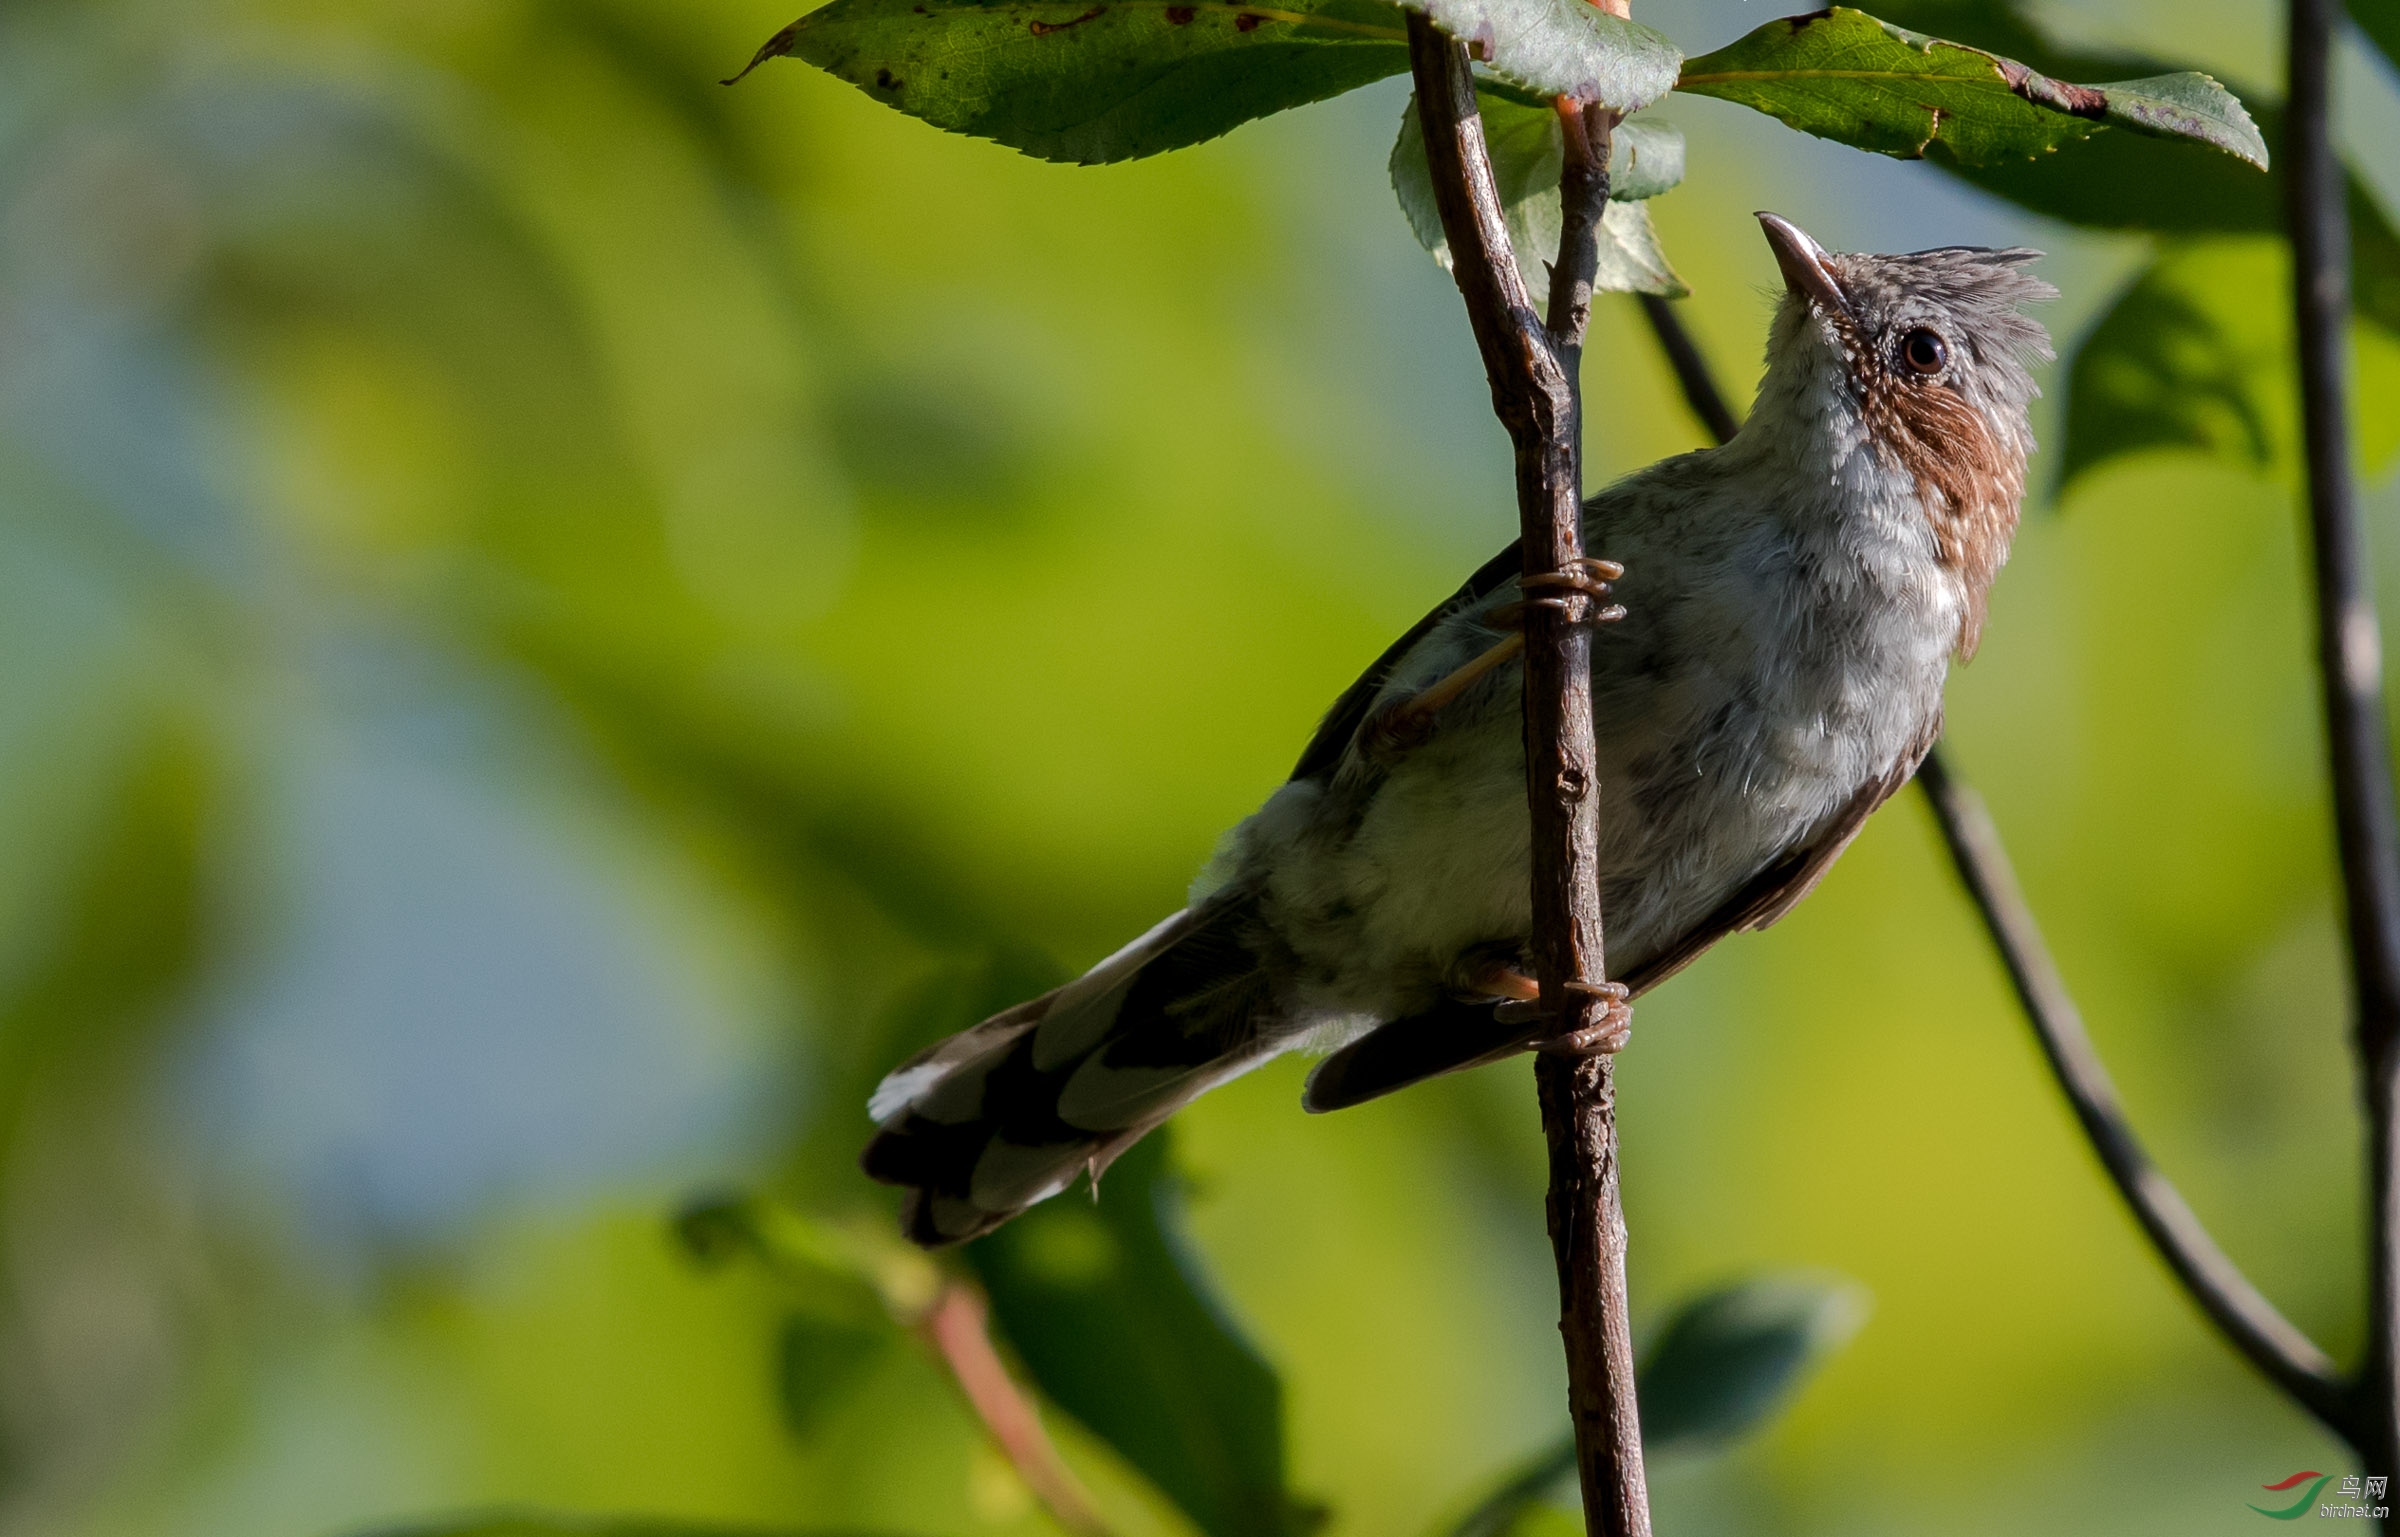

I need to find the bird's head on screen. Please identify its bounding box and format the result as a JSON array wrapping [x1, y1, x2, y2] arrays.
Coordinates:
[[1747, 212, 2056, 657]]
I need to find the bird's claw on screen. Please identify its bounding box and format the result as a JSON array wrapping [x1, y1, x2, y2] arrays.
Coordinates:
[[1495, 979, 1633, 1055], [1487, 557, 1628, 630]]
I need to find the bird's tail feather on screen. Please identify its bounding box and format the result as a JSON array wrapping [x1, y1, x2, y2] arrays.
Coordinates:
[[861, 901, 1277, 1246]]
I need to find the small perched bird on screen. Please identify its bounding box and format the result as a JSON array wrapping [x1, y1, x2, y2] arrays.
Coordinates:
[[865, 213, 2054, 1246]]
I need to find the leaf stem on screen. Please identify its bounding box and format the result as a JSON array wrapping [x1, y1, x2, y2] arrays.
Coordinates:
[[920, 1283, 1117, 1537], [1405, 16, 1649, 1534]]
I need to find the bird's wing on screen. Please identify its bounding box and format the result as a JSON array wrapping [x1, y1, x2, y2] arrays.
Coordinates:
[[1289, 541, 1524, 784], [1608, 717, 1938, 993], [1300, 720, 1939, 1113]]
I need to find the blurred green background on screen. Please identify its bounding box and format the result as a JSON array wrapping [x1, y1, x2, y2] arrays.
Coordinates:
[[1, 0, 2396, 1533]]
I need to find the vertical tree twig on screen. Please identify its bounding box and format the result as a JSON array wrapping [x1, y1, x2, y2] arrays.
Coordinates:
[[1636, 291, 2355, 1439], [2287, 0, 2400, 1483], [1406, 19, 1649, 1534]]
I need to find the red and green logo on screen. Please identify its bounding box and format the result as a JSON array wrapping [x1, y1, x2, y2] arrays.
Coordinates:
[[2252, 1472, 2334, 1520]]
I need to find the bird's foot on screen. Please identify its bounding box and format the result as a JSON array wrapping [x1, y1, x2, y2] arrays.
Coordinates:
[[1494, 977, 1633, 1055], [1485, 557, 1628, 629]]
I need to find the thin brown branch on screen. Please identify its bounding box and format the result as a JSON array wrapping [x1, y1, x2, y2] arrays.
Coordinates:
[[1635, 287, 2357, 1443], [2288, 0, 2400, 1479], [1916, 752, 2353, 1436], [1406, 16, 1649, 1534], [919, 1282, 1116, 1537]]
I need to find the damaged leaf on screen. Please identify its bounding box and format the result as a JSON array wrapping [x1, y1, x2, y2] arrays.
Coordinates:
[[1675, 7, 2265, 170]]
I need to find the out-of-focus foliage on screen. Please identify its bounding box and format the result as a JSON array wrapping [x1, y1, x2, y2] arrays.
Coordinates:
[[0, 0, 2392, 1535], [966, 1132, 1315, 1537], [363, 1519, 890, 1537], [2058, 243, 2285, 496], [1437, 1274, 1867, 1537]]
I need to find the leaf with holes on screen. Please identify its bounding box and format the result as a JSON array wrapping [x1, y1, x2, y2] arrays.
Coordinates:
[[1391, 90, 1686, 293], [1675, 7, 2264, 169], [729, 0, 1412, 164]]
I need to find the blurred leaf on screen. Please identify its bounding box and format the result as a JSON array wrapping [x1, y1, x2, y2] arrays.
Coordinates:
[[2059, 249, 2277, 493], [1675, 7, 2265, 169], [0, 719, 213, 1159], [778, 1313, 895, 1435], [969, 1127, 1320, 1537], [1638, 1274, 1869, 1451], [675, 1193, 942, 1324], [358, 1517, 909, 1537], [1390, 91, 1686, 294], [1400, 0, 1680, 108], [729, 0, 1411, 165], [2355, 0, 2399, 77], [1437, 1274, 1866, 1537]]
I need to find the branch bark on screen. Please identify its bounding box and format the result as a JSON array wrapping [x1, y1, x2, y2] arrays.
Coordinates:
[[2287, 0, 2400, 1482], [1405, 18, 1649, 1534], [1636, 291, 2354, 1441]]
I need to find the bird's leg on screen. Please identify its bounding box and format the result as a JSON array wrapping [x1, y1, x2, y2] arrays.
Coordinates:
[[1494, 977, 1633, 1055], [1363, 558, 1626, 760], [1364, 632, 1526, 757]]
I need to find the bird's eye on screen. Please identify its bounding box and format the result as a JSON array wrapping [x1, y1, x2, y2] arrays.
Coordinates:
[[1899, 327, 1948, 374]]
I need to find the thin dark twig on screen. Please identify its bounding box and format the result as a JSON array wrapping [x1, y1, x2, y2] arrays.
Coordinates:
[[1635, 294, 1741, 446], [1405, 17, 1650, 1534], [2288, 0, 2400, 1477], [1635, 288, 2356, 1442], [1917, 753, 2353, 1435]]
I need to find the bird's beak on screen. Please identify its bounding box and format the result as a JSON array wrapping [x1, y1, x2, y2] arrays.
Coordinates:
[[1756, 212, 1852, 322]]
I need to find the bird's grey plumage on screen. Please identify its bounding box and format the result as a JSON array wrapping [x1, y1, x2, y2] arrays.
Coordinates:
[[863, 218, 2056, 1246]]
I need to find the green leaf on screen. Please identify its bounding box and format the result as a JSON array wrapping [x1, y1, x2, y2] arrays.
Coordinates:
[[1436, 1274, 1866, 1537], [1853, 1, 2400, 341], [1390, 91, 1686, 294], [1608, 117, 1684, 201], [2355, 0, 2400, 79], [967, 1126, 1321, 1537], [353, 1516, 905, 1537], [777, 1313, 894, 1435], [730, 0, 1410, 164], [2058, 243, 2285, 495], [1639, 1274, 1869, 1451], [1675, 7, 2265, 169], [1399, 0, 1680, 109]]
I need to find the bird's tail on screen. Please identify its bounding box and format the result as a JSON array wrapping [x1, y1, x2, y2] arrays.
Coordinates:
[[861, 901, 1279, 1246]]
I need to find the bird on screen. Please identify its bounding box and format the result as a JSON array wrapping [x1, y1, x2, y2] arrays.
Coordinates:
[[862, 212, 2055, 1247]]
